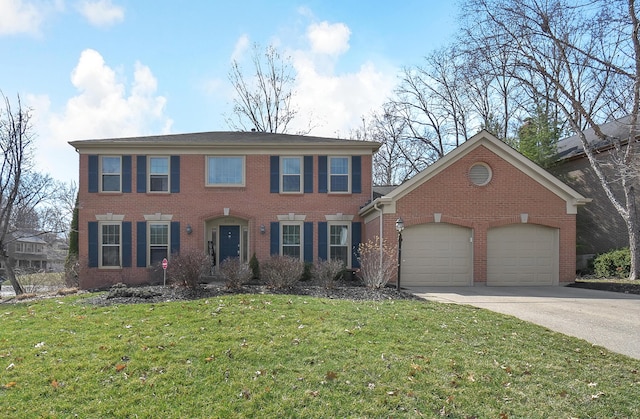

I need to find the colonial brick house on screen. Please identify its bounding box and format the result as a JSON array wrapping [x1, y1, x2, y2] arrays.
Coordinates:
[[70, 132, 378, 289], [71, 130, 586, 289]]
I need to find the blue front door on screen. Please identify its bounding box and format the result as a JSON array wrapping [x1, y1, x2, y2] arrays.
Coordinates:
[[219, 225, 240, 263]]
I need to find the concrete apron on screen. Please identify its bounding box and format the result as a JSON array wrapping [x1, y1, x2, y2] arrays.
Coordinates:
[[407, 285, 640, 360]]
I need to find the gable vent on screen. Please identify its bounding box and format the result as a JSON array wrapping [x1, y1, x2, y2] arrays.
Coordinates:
[[469, 163, 492, 186]]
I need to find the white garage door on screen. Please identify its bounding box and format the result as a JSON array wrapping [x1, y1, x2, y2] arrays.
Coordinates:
[[487, 224, 558, 286], [402, 223, 472, 286]]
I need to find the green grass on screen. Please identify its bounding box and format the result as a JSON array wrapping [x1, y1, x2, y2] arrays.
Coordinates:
[[1, 294, 639, 418]]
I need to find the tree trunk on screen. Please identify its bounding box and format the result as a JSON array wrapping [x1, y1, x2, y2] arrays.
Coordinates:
[[627, 186, 640, 280], [1, 256, 24, 295]]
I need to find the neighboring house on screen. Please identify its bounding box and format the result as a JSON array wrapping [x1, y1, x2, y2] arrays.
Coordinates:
[[0, 232, 49, 275], [360, 131, 588, 286], [553, 116, 638, 267], [71, 130, 586, 289], [69, 132, 379, 289]]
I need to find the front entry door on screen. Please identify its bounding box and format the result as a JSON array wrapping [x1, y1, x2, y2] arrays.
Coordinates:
[[219, 225, 240, 263]]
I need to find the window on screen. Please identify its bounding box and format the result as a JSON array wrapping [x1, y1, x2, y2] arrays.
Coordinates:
[[329, 224, 350, 265], [282, 223, 301, 259], [149, 157, 169, 192], [101, 156, 121, 192], [100, 223, 121, 267], [469, 162, 492, 186], [149, 223, 169, 265], [281, 157, 302, 193], [207, 156, 244, 186], [329, 157, 349, 192]]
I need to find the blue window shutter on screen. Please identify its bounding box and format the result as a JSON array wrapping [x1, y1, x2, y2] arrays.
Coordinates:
[[352, 156, 361, 194], [304, 222, 313, 263], [136, 156, 147, 193], [351, 222, 362, 268], [270, 156, 279, 193], [137, 221, 147, 267], [318, 156, 327, 193], [170, 222, 180, 255], [122, 155, 132, 193], [88, 155, 98, 193], [122, 221, 132, 267], [88, 221, 98, 267], [303, 156, 313, 193], [318, 222, 327, 261], [170, 155, 180, 193], [270, 222, 279, 255]]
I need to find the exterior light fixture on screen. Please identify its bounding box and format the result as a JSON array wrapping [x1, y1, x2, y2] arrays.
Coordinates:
[[186, 224, 193, 235], [395, 217, 404, 291], [260, 224, 266, 234]]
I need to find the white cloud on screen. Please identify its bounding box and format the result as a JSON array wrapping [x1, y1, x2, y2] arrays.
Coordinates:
[[306, 21, 350, 56], [32, 49, 172, 182], [77, 0, 124, 28], [0, 0, 43, 35], [230, 34, 250, 62]]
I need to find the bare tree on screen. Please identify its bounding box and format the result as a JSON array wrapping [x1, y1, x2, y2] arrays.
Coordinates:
[[226, 44, 308, 134], [462, 0, 640, 279], [0, 94, 56, 294]]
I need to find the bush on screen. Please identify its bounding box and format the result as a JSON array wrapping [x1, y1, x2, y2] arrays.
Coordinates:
[[261, 255, 304, 289], [357, 237, 397, 289], [167, 250, 210, 289], [314, 259, 344, 289], [301, 262, 313, 282], [249, 253, 260, 279], [593, 248, 631, 278], [64, 253, 79, 288], [219, 257, 253, 290]]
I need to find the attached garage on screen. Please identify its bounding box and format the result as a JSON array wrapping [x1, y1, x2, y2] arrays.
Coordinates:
[[402, 223, 472, 286], [487, 224, 558, 286]]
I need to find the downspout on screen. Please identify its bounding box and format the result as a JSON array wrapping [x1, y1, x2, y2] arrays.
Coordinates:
[[373, 201, 384, 264]]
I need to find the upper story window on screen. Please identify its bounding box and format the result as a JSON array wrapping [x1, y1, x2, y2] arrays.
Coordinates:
[[101, 156, 121, 192], [329, 156, 349, 193], [149, 157, 169, 192], [100, 222, 121, 267], [281, 157, 302, 193], [207, 156, 245, 186]]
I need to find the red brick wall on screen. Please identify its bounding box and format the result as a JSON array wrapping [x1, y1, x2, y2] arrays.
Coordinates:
[[77, 153, 373, 288], [378, 145, 577, 284]]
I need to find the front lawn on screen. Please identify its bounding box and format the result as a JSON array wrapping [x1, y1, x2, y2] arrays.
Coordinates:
[[1, 293, 638, 417]]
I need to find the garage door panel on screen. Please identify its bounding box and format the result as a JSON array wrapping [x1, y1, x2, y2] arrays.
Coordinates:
[[487, 224, 558, 286], [402, 223, 472, 286]]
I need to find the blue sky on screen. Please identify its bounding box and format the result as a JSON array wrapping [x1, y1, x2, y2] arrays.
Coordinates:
[[1, 0, 458, 183]]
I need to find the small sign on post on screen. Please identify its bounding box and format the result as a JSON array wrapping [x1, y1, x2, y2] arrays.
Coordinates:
[[162, 258, 168, 286]]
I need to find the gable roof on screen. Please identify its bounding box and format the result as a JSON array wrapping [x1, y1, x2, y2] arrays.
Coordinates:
[[360, 130, 589, 216], [556, 115, 637, 160], [69, 131, 380, 154]]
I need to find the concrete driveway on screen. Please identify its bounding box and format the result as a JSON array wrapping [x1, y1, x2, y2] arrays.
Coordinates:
[[407, 285, 640, 360]]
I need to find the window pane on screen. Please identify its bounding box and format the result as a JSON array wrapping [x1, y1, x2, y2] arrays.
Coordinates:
[[282, 175, 300, 192], [330, 225, 348, 245], [149, 157, 169, 174], [102, 225, 120, 245], [282, 225, 300, 245], [150, 224, 168, 245], [102, 175, 120, 192], [208, 157, 243, 185], [150, 175, 168, 192], [283, 246, 301, 258], [282, 157, 301, 174], [102, 247, 120, 266], [330, 157, 348, 175], [330, 175, 349, 192], [150, 247, 168, 265], [330, 246, 348, 264], [102, 157, 121, 174]]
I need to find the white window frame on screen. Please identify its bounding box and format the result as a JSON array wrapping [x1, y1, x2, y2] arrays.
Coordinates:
[[148, 222, 170, 266], [281, 221, 303, 260], [206, 156, 245, 187], [148, 156, 170, 193], [328, 156, 350, 193], [328, 222, 351, 266], [99, 222, 121, 268], [280, 156, 302, 193], [100, 156, 122, 193]]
